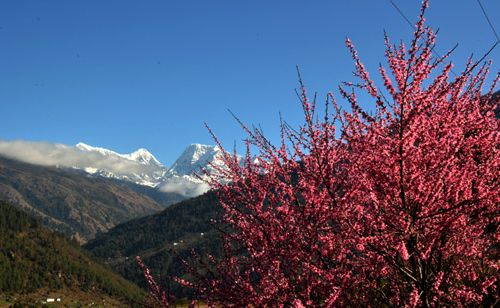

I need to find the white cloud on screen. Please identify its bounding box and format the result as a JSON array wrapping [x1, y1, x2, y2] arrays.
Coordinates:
[[0, 139, 162, 180], [158, 175, 210, 198]]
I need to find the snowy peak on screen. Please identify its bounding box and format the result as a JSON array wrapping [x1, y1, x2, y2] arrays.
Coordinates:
[[157, 144, 225, 197], [125, 148, 162, 166], [0, 139, 231, 198], [73, 142, 227, 196], [157, 143, 242, 197], [168, 143, 223, 176], [76, 142, 118, 157], [76, 142, 163, 167], [73, 142, 167, 187]]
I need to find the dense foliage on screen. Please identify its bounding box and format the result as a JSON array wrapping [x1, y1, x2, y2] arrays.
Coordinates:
[[0, 201, 145, 306]]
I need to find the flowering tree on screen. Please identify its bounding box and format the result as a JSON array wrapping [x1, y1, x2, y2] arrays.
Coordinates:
[[139, 1, 499, 306], [136, 256, 171, 307]]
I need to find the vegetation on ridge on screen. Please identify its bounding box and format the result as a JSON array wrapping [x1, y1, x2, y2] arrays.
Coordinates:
[[0, 200, 146, 306]]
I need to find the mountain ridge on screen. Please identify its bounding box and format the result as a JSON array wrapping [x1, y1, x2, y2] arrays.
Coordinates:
[[0, 140, 226, 197], [84, 190, 223, 298], [0, 155, 183, 242], [76, 142, 163, 167], [0, 200, 146, 306]]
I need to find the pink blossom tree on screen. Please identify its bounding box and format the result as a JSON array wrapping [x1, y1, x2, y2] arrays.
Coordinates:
[[140, 1, 499, 306]]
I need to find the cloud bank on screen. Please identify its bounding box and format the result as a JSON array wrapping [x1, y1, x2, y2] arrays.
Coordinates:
[[158, 175, 210, 197], [0, 139, 163, 180]]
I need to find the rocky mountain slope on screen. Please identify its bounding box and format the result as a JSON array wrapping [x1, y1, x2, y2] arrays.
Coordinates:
[[0, 155, 182, 242]]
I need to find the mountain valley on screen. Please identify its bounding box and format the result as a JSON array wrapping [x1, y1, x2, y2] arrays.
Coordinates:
[[0, 141, 231, 300], [0, 156, 182, 242], [85, 191, 222, 299]]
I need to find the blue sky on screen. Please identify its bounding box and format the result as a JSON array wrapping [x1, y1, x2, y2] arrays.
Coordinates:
[[0, 0, 498, 165]]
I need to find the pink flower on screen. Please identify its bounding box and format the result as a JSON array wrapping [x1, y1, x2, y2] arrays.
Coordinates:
[[399, 241, 410, 261]]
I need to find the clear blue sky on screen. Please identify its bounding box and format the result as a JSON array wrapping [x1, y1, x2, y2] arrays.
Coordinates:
[[0, 0, 498, 165]]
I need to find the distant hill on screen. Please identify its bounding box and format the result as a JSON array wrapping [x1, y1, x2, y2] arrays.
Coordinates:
[[84, 191, 223, 298], [0, 155, 183, 242], [0, 201, 145, 306]]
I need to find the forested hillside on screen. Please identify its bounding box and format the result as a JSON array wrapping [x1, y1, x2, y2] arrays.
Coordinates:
[[85, 191, 222, 298], [0, 201, 146, 306]]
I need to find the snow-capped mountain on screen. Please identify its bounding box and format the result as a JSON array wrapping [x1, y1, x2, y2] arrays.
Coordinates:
[[76, 142, 230, 196], [0, 140, 232, 198], [74, 142, 167, 187], [158, 144, 228, 197], [127, 148, 163, 166], [167, 143, 225, 176], [76, 142, 163, 167]]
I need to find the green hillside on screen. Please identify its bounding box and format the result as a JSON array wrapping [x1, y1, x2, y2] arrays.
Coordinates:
[[0, 201, 146, 306], [84, 191, 223, 298]]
